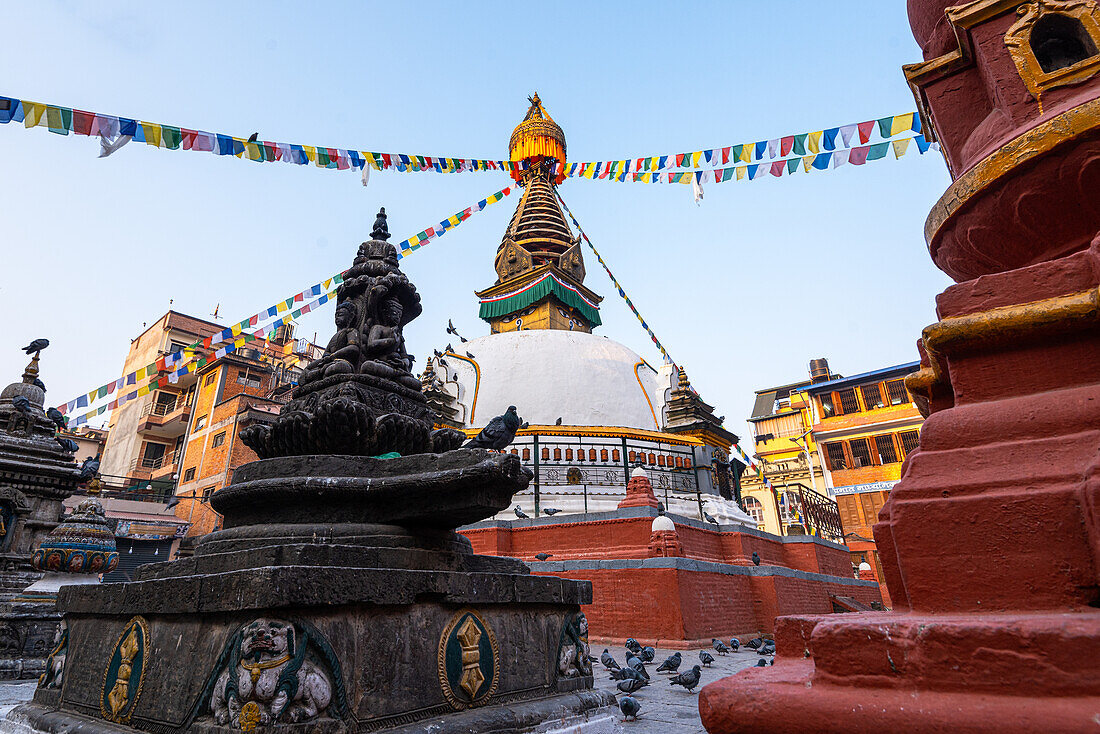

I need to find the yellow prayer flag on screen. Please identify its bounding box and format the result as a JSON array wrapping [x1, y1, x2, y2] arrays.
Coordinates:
[[232, 137, 247, 158], [739, 146, 752, 163], [138, 385, 150, 397], [24, 102, 46, 128], [234, 338, 246, 349], [802, 156, 815, 173], [323, 278, 332, 289], [136, 367, 146, 381], [891, 113, 915, 137], [303, 146, 318, 163], [691, 152, 702, 167], [141, 123, 162, 148], [736, 167, 746, 181], [808, 131, 822, 154], [247, 143, 264, 161], [231, 324, 243, 336], [892, 138, 912, 159], [277, 301, 289, 313]]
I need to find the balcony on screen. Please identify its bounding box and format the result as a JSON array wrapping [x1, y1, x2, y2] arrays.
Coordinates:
[[128, 449, 181, 477], [77, 473, 175, 505], [138, 395, 192, 438]]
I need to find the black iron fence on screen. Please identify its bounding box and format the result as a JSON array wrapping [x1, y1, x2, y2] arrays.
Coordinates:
[[74, 473, 175, 504]]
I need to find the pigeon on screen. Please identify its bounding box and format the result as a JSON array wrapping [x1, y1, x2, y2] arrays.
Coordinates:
[[625, 638, 642, 654], [247, 132, 259, 143], [542, 507, 561, 516], [555, 417, 563, 425], [655, 652, 681, 674], [55, 437, 79, 453], [752, 551, 761, 566], [745, 637, 763, 650], [669, 665, 702, 692], [514, 505, 530, 519], [755, 659, 768, 668], [608, 667, 629, 681], [465, 351, 476, 359], [620, 665, 646, 682], [617, 677, 648, 694], [699, 651, 714, 667], [534, 552, 552, 561], [465, 406, 523, 450], [433, 349, 443, 358], [639, 646, 655, 663], [759, 642, 776, 656], [22, 338, 49, 354], [78, 455, 100, 481], [601, 649, 620, 671], [618, 695, 641, 721], [32, 378, 46, 391], [712, 639, 730, 655], [728, 638, 740, 651], [627, 656, 649, 680], [446, 319, 460, 337], [11, 396, 32, 414], [46, 407, 67, 430], [704, 512, 720, 527], [446, 343, 454, 353]]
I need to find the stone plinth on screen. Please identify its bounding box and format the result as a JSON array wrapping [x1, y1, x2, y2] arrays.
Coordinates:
[[617, 467, 660, 510], [648, 515, 683, 557]]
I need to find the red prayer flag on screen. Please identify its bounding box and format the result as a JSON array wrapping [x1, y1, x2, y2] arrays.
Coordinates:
[[780, 136, 794, 156], [301, 304, 312, 314], [381, 153, 393, 167], [72, 110, 94, 136], [721, 147, 731, 164], [249, 315, 258, 326], [857, 121, 875, 144], [770, 161, 785, 177], [849, 146, 870, 166]]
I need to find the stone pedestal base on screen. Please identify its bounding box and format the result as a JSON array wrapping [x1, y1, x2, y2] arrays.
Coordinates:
[[698, 610, 1100, 733]]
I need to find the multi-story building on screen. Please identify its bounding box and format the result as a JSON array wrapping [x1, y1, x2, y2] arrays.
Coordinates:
[[56, 425, 107, 464], [803, 360, 923, 606]]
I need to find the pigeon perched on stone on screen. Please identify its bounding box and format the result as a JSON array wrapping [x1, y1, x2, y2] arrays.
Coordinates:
[[752, 551, 761, 566], [699, 650, 714, 667], [78, 455, 100, 481], [555, 417, 563, 425], [465, 351, 476, 359], [712, 638, 730, 655], [669, 665, 702, 692], [625, 638, 642, 654], [755, 659, 768, 668], [11, 396, 32, 414], [618, 695, 641, 721], [46, 407, 67, 430], [656, 652, 682, 674], [55, 437, 79, 453], [746, 637, 763, 650], [704, 512, 720, 527], [534, 552, 552, 561], [465, 406, 522, 450], [514, 505, 529, 519], [639, 646, 655, 663], [601, 649, 620, 671], [433, 348, 443, 358], [617, 677, 648, 694], [542, 507, 561, 516], [620, 665, 646, 682], [22, 338, 49, 354], [729, 638, 740, 651], [32, 378, 46, 391]]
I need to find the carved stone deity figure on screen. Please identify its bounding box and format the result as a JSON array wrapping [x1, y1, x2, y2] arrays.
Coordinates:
[[241, 208, 464, 459]]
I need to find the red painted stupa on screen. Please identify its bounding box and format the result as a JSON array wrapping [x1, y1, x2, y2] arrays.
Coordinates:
[[700, 1, 1100, 731]]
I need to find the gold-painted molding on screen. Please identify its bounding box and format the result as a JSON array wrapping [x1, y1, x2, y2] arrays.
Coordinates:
[[924, 95, 1100, 245], [905, 285, 1100, 401], [1004, 0, 1100, 110]]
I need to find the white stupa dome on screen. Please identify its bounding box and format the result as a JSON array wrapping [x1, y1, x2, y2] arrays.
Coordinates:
[[651, 515, 676, 533], [453, 330, 664, 429], [858, 561, 872, 572], [631, 466, 648, 478]]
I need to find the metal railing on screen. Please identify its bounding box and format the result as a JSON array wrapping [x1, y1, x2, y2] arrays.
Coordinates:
[[140, 393, 190, 418], [75, 473, 175, 504]]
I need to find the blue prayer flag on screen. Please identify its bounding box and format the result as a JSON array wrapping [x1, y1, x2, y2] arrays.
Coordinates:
[[812, 153, 832, 170], [823, 128, 839, 151], [754, 141, 767, 159], [119, 118, 137, 137], [216, 135, 235, 155]]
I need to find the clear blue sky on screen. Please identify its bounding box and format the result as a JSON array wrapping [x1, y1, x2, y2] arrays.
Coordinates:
[[0, 2, 952, 442]]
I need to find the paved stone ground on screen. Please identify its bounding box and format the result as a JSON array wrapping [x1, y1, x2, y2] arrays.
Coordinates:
[[591, 646, 772, 733], [0, 650, 769, 733], [0, 681, 35, 717]]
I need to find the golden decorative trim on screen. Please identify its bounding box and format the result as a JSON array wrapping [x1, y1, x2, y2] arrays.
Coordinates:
[[459, 423, 705, 446], [906, 285, 1100, 400], [924, 96, 1100, 245], [437, 609, 500, 711], [1004, 0, 1100, 111], [100, 616, 149, 724], [443, 351, 480, 424], [634, 360, 660, 430]]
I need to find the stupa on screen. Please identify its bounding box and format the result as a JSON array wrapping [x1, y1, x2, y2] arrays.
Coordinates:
[[0, 347, 83, 679], [700, 1, 1100, 731], [8, 210, 614, 733]]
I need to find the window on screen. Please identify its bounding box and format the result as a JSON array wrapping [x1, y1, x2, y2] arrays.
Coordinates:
[[899, 430, 921, 457], [169, 341, 188, 354], [824, 442, 848, 470], [837, 495, 861, 532], [860, 384, 884, 411], [195, 414, 207, 430], [237, 370, 262, 389], [212, 432, 226, 448], [742, 496, 765, 524], [819, 394, 835, 418], [1031, 12, 1098, 73], [183, 467, 196, 482], [883, 379, 907, 405], [837, 388, 860, 414], [848, 438, 874, 468], [874, 434, 899, 464], [204, 373, 216, 387], [201, 486, 216, 502]]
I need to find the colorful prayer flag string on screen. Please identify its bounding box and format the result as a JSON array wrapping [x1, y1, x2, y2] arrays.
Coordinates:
[[555, 191, 676, 367], [397, 186, 514, 259], [567, 113, 923, 178], [0, 93, 514, 177]]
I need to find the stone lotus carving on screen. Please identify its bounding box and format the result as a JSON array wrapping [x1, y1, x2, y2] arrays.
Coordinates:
[[241, 208, 465, 459], [557, 612, 592, 679], [204, 618, 348, 729]]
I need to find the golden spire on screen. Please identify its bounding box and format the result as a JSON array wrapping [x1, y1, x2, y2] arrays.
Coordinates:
[[509, 93, 567, 185]]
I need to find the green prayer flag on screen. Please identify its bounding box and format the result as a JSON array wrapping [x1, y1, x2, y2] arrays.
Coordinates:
[[867, 142, 890, 161], [793, 134, 808, 156], [732, 144, 744, 162], [162, 126, 182, 149], [787, 158, 800, 174], [877, 116, 894, 139]]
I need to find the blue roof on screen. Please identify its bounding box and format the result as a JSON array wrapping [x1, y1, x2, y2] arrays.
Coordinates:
[[801, 361, 921, 394]]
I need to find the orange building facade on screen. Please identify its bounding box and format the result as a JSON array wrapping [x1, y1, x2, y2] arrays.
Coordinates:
[[804, 361, 922, 606]]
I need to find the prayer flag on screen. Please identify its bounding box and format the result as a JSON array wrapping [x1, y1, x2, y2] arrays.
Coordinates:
[[877, 116, 895, 139], [807, 131, 822, 154], [892, 138, 911, 158], [890, 113, 915, 137], [780, 136, 794, 156], [857, 121, 875, 144], [839, 124, 857, 147], [867, 142, 890, 161], [823, 128, 839, 151]]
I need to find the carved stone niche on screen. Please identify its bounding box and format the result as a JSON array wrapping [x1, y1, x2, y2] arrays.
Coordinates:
[[556, 240, 586, 283], [0, 487, 30, 552], [494, 238, 534, 282], [1006, 0, 1100, 105]]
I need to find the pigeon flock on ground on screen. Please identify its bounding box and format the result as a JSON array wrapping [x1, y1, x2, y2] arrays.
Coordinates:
[[607, 636, 776, 722]]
